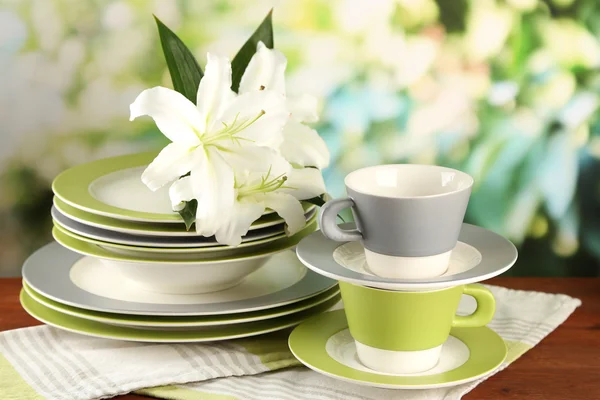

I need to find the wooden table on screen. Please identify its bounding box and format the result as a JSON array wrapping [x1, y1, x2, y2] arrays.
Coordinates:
[[1, 278, 599, 399]]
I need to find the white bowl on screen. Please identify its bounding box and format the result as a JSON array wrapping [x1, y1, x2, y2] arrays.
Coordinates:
[[101, 255, 272, 294], [54, 215, 318, 295]]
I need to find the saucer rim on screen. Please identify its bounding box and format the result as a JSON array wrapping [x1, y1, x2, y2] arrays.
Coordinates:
[[296, 222, 518, 289]]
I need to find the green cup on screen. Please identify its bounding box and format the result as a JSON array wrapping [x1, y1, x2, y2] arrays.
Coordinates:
[[339, 281, 495, 374]]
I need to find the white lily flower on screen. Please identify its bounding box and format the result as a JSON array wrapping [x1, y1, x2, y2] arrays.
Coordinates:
[[130, 53, 288, 237], [170, 155, 326, 246], [239, 41, 330, 169]]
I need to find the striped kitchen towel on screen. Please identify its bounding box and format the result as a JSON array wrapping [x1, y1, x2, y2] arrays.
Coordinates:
[[0, 285, 581, 400]]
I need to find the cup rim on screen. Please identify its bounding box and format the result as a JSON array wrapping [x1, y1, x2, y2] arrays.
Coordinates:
[[344, 164, 474, 199]]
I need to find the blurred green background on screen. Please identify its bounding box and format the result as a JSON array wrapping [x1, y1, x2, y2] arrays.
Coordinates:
[[1, 0, 600, 277]]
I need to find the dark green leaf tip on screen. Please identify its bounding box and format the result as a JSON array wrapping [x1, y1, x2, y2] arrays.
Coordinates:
[[177, 199, 198, 230], [231, 9, 274, 92], [154, 15, 204, 104]]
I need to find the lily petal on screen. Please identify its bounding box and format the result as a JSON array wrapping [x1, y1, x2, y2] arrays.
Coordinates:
[[239, 41, 287, 94], [261, 192, 306, 235], [192, 146, 235, 237], [168, 175, 194, 210], [280, 121, 330, 169], [215, 200, 266, 246], [197, 53, 236, 133], [280, 167, 327, 200], [130, 87, 203, 145], [141, 143, 201, 191], [287, 94, 319, 123], [218, 90, 289, 148], [219, 143, 281, 179]]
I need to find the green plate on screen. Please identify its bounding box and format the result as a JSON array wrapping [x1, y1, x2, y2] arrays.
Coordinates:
[[23, 281, 340, 328], [52, 152, 182, 222], [52, 214, 318, 263], [52, 152, 314, 224], [20, 290, 340, 342], [288, 310, 507, 389], [54, 197, 314, 234], [53, 219, 295, 254]]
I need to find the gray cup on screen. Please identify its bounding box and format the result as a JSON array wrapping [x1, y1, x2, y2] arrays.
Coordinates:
[[319, 164, 473, 279]]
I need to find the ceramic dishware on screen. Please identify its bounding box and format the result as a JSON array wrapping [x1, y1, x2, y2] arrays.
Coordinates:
[[338, 281, 495, 374], [22, 243, 337, 316], [20, 290, 340, 342], [319, 165, 473, 279], [51, 205, 289, 248], [296, 223, 518, 291], [289, 310, 506, 390], [52, 215, 317, 294], [52, 152, 196, 223], [53, 220, 297, 255], [52, 152, 315, 224], [53, 197, 315, 236], [23, 281, 340, 329]]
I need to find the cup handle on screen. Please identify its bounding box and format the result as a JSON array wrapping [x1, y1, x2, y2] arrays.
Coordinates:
[[451, 284, 496, 328], [319, 198, 363, 242]]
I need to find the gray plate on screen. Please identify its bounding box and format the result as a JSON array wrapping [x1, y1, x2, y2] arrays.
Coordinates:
[[23, 242, 337, 316], [51, 206, 318, 248], [296, 223, 518, 290]]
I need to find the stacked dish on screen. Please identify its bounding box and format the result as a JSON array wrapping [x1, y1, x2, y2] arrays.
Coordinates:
[[289, 165, 519, 390], [20, 152, 339, 341], [292, 223, 517, 390]]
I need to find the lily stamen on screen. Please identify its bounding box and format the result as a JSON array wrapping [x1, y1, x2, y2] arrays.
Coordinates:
[[205, 110, 265, 146], [238, 172, 290, 197]]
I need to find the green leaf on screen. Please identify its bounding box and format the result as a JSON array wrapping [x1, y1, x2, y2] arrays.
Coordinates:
[[177, 199, 198, 231], [435, 0, 468, 33], [231, 9, 273, 92], [304, 195, 326, 207], [154, 15, 203, 104]]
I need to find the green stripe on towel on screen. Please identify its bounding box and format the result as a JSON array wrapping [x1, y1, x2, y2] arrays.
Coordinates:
[[0, 353, 45, 400]]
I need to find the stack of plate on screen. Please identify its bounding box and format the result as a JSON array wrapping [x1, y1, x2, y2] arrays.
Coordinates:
[[20, 152, 339, 341]]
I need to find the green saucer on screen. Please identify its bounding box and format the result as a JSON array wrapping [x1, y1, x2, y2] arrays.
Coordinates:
[[288, 310, 507, 389]]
